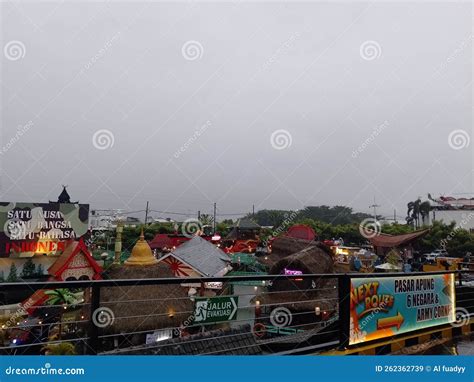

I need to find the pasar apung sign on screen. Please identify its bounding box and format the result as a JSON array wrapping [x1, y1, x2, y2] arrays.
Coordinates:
[[349, 274, 455, 345], [0, 202, 89, 258]]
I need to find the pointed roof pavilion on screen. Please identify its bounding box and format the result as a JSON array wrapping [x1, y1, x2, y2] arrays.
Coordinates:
[[50, 186, 78, 204]]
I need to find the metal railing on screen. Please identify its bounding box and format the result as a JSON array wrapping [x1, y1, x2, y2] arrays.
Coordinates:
[[0, 268, 472, 355]]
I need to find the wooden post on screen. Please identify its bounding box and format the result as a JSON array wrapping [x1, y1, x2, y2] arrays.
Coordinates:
[[338, 275, 351, 349], [86, 285, 101, 355]]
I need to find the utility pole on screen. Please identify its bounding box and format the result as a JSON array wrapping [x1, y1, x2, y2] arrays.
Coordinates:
[[144, 201, 149, 225], [393, 209, 396, 223], [213, 203, 217, 234], [252, 204, 255, 217], [369, 197, 380, 221], [197, 210, 201, 221]]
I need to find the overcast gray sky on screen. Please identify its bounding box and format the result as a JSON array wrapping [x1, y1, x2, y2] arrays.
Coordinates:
[[1, 1, 472, 221]]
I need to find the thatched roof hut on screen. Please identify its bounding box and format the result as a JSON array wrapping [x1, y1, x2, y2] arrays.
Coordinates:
[[269, 245, 334, 277], [271, 236, 315, 256], [256, 244, 337, 317], [100, 263, 193, 334], [98, 232, 193, 337], [259, 236, 333, 269]]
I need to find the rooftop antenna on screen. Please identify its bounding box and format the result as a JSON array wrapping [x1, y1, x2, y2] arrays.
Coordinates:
[[369, 196, 380, 221]]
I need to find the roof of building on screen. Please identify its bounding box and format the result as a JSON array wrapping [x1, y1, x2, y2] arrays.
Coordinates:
[[163, 236, 230, 277], [50, 186, 78, 204], [148, 233, 173, 250], [48, 239, 102, 279], [116, 324, 262, 355], [234, 218, 261, 229], [100, 262, 193, 333], [230, 252, 258, 266], [285, 224, 316, 241], [364, 229, 430, 248]]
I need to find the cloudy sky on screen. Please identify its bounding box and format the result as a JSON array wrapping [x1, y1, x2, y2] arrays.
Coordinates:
[[1, 1, 472, 221]]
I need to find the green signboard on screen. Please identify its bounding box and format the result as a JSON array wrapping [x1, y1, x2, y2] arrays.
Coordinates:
[[193, 296, 238, 324], [349, 274, 456, 345]]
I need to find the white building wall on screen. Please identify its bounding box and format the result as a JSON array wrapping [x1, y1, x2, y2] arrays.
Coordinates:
[[431, 210, 474, 231]]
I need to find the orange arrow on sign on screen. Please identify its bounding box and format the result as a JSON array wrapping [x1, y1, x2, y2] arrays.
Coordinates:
[[377, 311, 404, 330]]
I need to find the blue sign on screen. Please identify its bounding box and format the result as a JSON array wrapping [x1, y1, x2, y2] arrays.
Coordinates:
[[349, 274, 456, 345]]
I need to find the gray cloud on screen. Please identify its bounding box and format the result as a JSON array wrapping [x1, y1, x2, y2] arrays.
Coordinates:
[[1, 1, 472, 220]]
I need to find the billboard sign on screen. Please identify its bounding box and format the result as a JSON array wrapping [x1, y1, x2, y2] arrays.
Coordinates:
[[349, 274, 455, 345], [0, 202, 89, 258]]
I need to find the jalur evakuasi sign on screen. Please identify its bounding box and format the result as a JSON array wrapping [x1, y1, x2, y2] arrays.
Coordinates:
[[193, 296, 238, 324]]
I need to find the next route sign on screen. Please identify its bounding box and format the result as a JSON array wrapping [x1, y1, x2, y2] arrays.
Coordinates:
[[193, 296, 238, 324], [349, 274, 456, 345]]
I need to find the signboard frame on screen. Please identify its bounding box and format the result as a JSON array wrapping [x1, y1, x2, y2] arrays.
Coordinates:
[[343, 273, 456, 347], [0, 202, 90, 258]]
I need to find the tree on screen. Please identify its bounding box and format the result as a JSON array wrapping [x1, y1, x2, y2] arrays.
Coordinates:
[[419, 201, 431, 226], [20, 258, 36, 279], [42, 342, 76, 355], [45, 289, 77, 307], [298, 206, 372, 225], [199, 214, 214, 226], [45, 289, 78, 340], [216, 222, 231, 235], [7, 263, 18, 282], [36, 264, 44, 277], [248, 210, 291, 227]]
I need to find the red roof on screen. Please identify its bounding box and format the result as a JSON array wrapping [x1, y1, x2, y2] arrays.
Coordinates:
[[48, 239, 102, 280], [148, 234, 173, 250], [366, 229, 429, 248], [22, 289, 48, 314], [285, 224, 316, 241]]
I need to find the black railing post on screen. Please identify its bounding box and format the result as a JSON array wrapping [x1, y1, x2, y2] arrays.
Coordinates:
[[338, 274, 351, 349], [458, 263, 463, 287], [86, 285, 101, 355]]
